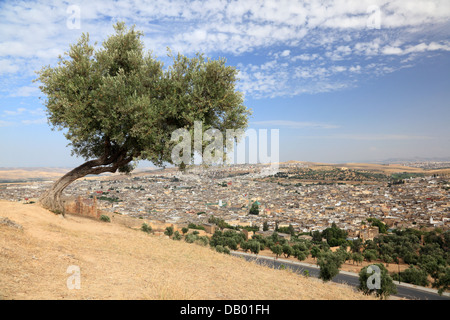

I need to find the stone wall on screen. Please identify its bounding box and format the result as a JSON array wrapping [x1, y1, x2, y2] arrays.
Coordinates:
[[64, 196, 100, 219]]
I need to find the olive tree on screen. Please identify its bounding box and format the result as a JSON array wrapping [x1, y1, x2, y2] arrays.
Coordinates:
[[35, 22, 250, 214], [317, 251, 344, 282], [358, 263, 397, 299]]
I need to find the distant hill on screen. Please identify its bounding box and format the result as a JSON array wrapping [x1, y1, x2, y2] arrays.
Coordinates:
[[1, 160, 449, 183], [0, 200, 372, 300]]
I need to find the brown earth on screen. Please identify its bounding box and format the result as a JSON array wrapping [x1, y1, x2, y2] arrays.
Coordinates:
[[0, 200, 374, 300]]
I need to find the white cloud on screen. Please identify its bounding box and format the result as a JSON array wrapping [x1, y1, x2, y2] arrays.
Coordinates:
[[382, 41, 450, 55], [0, 119, 15, 127], [291, 53, 319, 61], [0, 59, 20, 75], [21, 117, 47, 125], [3, 108, 27, 116], [280, 50, 291, 57], [9, 85, 41, 97], [0, 0, 449, 98]]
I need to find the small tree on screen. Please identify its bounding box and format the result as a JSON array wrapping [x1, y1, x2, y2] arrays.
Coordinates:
[[433, 267, 450, 296], [352, 252, 364, 265], [296, 251, 307, 262], [141, 223, 152, 233], [312, 231, 322, 243], [173, 231, 182, 241], [164, 226, 174, 237], [100, 215, 111, 222], [358, 263, 397, 299], [392, 265, 429, 287], [282, 244, 294, 258], [310, 246, 321, 261], [363, 249, 378, 262], [185, 233, 198, 243], [249, 202, 260, 215], [240, 241, 250, 253], [249, 240, 261, 255], [317, 251, 344, 282], [271, 244, 283, 259], [381, 254, 393, 267]]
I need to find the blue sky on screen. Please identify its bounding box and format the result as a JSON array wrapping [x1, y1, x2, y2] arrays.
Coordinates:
[[1, 0, 450, 167]]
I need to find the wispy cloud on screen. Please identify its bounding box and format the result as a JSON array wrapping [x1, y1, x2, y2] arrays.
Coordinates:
[[21, 117, 47, 125], [0, 120, 14, 127], [3, 108, 27, 116], [1, 107, 47, 126], [0, 0, 449, 98], [9, 85, 41, 97]]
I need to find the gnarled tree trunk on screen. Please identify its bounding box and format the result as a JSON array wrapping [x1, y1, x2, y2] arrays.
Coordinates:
[[39, 169, 85, 214], [39, 145, 134, 215]]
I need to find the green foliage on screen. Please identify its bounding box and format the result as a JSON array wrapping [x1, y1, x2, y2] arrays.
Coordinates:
[[391, 266, 429, 287], [282, 244, 294, 258], [317, 251, 344, 282], [277, 224, 296, 236], [173, 231, 182, 241], [311, 230, 322, 243], [249, 202, 260, 215], [271, 244, 283, 259], [321, 223, 348, 246], [100, 215, 110, 222], [310, 246, 321, 260], [185, 233, 198, 243], [208, 216, 233, 230], [164, 226, 174, 237], [363, 249, 379, 262], [358, 264, 397, 299], [367, 218, 387, 234], [35, 21, 250, 175], [352, 252, 364, 265], [390, 172, 424, 180], [296, 251, 307, 262], [240, 241, 249, 253], [141, 223, 152, 233], [248, 240, 261, 255], [433, 267, 450, 295], [195, 236, 210, 247], [188, 223, 205, 230], [215, 245, 230, 255], [209, 229, 245, 249]]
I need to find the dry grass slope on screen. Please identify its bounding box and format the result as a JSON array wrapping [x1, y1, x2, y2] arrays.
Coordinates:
[[0, 200, 373, 300]]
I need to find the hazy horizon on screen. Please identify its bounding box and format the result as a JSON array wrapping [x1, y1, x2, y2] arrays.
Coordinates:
[[1, 1, 449, 167]]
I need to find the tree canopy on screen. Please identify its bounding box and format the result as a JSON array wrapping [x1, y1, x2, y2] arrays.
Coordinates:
[[35, 22, 250, 213]]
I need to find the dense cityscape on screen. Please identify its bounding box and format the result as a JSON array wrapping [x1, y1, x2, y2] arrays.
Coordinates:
[[2, 162, 449, 236]]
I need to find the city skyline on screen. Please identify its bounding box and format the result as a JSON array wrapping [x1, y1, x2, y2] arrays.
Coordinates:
[[1, 0, 450, 167]]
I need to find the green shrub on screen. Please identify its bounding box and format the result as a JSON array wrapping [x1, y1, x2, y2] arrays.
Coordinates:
[[141, 223, 152, 233], [185, 233, 198, 243], [195, 236, 210, 247], [100, 215, 111, 222], [173, 231, 182, 240], [164, 226, 174, 237]]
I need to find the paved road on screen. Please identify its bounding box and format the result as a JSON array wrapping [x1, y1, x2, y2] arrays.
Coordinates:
[[232, 251, 450, 300]]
